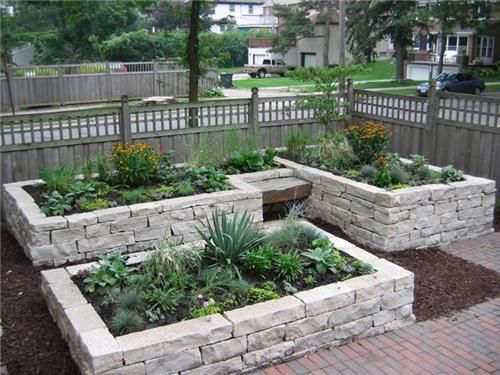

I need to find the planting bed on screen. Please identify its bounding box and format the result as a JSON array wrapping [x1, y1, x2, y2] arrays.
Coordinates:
[[41, 222, 415, 375], [2, 175, 263, 266], [276, 156, 496, 251]]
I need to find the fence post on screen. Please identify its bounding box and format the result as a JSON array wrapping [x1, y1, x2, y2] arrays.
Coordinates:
[[152, 60, 158, 96], [424, 80, 438, 162], [58, 66, 64, 107], [120, 95, 132, 144], [346, 79, 354, 127], [248, 87, 259, 135], [106, 62, 112, 101]]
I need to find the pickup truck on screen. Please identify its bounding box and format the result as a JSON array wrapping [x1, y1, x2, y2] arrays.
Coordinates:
[[244, 59, 295, 78]]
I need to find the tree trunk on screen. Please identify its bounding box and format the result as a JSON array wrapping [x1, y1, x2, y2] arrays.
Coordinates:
[[438, 32, 446, 74], [394, 38, 405, 82], [187, 0, 200, 127]]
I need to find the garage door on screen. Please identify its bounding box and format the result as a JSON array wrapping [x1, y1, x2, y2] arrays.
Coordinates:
[[407, 65, 430, 80], [253, 55, 266, 64], [302, 53, 316, 67]]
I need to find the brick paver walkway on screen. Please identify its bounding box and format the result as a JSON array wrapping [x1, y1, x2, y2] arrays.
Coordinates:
[[443, 232, 500, 273], [256, 233, 500, 375]]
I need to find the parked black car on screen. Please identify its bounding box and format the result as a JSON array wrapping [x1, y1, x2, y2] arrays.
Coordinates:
[[417, 72, 485, 96]]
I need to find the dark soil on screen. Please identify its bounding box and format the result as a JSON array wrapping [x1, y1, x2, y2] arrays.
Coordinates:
[[310, 218, 500, 322], [0, 226, 80, 375], [495, 205, 500, 232]]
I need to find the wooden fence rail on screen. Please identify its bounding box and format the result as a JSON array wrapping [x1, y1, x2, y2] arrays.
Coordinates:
[[1, 84, 499, 197], [1, 60, 217, 108]]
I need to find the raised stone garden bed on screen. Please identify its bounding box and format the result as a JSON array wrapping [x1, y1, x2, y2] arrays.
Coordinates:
[[2, 175, 262, 266], [276, 156, 496, 251], [41, 222, 415, 375]]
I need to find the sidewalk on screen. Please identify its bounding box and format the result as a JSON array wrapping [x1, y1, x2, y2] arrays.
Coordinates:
[[255, 233, 500, 375]]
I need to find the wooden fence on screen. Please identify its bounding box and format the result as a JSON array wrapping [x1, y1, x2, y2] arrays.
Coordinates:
[[1, 61, 218, 109], [1, 83, 499, 197]]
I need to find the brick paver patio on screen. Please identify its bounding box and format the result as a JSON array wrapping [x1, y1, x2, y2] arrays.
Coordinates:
[[255, 233, 500, 375]]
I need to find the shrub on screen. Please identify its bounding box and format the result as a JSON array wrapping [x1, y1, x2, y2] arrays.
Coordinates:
[[409, 154, 428, 173], [306, 132, 357, 171], [197, 210, 264, 278], [344, 121, 391, 165], [440, 165, 464, 183], [81, 159, 94, 181], [361, 164, 378, 179], [373, 169, 392, 188], [78, 198, 110, 211], [176, 180, 195, 196], [41, 191, 72, 216], [388, 164, 410, 185], [84, 252, 132, 295], [273, 251, 303, 282], [38, 165, 76, 194], [117, 289, 145, 312], [248, 287, 280, 303], [111, 310, 143, 335], [243, 244, 277, 277], [95, 154, 111, 182], [417, 166, 434, 181], [286, 131, 310, 161], [266, 218, 321, 252], [144, 282, 182, 313], [200, 87, 224, 97], [110, 142, 160, 187], [350, 259, 374, 275], [121, 187, 149, 204]]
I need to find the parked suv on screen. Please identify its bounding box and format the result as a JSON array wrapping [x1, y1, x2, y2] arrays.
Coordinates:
[[417, 72, 485, 96], [244, 59, 295, 78]]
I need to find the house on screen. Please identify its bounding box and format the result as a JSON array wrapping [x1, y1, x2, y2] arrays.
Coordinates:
[[207, 0, 273, 33]]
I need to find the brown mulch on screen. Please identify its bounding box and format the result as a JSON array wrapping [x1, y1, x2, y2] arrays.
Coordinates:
[[310, 218, 500, 322], [0, 226, 79, 375], [1, 209, 499, 375]]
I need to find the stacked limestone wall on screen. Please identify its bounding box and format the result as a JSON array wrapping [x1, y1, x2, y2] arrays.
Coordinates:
[[3, 176, 262, 266], [276, 157, 496, 251], [41, 226, 415, 375]]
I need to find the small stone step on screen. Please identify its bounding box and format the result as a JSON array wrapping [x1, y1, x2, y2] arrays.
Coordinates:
[[250, 177, 312, 205]]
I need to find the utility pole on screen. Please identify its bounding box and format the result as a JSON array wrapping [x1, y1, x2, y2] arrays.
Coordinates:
[[338, 0, 346, 93]]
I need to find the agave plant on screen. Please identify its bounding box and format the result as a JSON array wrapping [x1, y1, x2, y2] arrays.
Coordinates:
[[196, 210, 264, 278]]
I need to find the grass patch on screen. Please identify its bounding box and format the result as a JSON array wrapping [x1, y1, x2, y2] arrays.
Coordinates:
[[355, 80, 424, 89]]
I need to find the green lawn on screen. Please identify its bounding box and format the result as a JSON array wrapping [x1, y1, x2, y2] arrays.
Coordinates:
[[354, 80, 424, 90], [378, 83, 500, 96]]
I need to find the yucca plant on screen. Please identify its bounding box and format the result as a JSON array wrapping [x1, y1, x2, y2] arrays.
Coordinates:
[[196, 210, 264, 278]]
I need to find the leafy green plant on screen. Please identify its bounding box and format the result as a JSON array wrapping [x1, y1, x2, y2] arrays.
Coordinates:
[[304, 269, 318, 286], [266, 218, 319, 252], [286, 131, 309, 161], [282, 280, 298, 294], [111, 310, 143, 335], [273, 251, 303, 282], [197, 210, 264, 278], [440, 165, 465, 183], [189, 303, 222, 318], [187, 166, 228, 192], [417, 166, 435, 181], [350, 260, 374, 275], [95, 154, 111, 182], [243, 244, 277, 277], [260, 281, 277, 292], [200, 86, 224, 97], [81, 159, 94, 181], [343, 169, 362, 179], [147, 185, 175, 200], [41, 191, 72, 216], [145, 307, 165, 323], [304, 132, 357, 171], [121, 187, 149, 204], [117, 289, 145, 312], [361, 165, 378, 179], [302, 238, 346, 274], [38, 165, 76, 194], [409, 154, 428, 174], [66, 181, 97, 204], [344, 121, 391, 165], [144, 282, 182, 313], [388, 164, 410, 185], [176, 180, 195, 196], [248, 287, 280, 303], [84, 252, 132, 295], [374, 169, 392, 188], [78, 198, 110, 211]]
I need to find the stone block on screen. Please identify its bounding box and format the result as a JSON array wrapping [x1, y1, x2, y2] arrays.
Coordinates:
[[341, 273, 394, 303], [224, 296, 304, 337], [243, 341, 295, 367], [346, 181, 381, 202], [27, 231, 51, 246], [397, 187, 430, 206], [285, 313, 330, 341], [457, 195, 482, 210], [111, 217, 148, 233], [64, 304, 106, 342], [329, 297, 380, 327], [384, 316, 416, 331], [67, 212, 98, 228], [435, 201, 458, 214], [30, 216, 68, 232], [410, 205, 434, 219], [165, 207, 195, 221], [95, 206, 130, 223], [381, 288, 414, 310], [145, 348, 202, 374], [182, 357, 243, 375], [414, 215, 440, 229], [452, 179, 487, 196], [396, 304, 413, 320], [79, 328, 122, 374], [27, 242, 78, 262], [427, 185, 455, 201], [41, 268, 72, 285], [330, 206, 352, 222], [294, 284, 354, 317], [78, 232, 135, 253], [134, 225, 170, 242], [374, 210, 409, 225], [373, 310, 395, 327], [374, 192, 401, 208], [233, 198, 262, 213], [458, 206, 484, 220], [117, 314, 232, 364], [482, 193, 496, 208], [201, 336, 247, 364], [334, 316, 373, 340], [100, 363, 145, 375], [171, 220, 201, 235], [86, 223, 111, 238], [51, 227, 86, 243], [130, 201, 163, 217], [294, 329, 337, 353], [247, 325, 285, 352]]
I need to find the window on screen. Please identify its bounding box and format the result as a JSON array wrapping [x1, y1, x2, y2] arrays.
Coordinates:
[[446, 36, 468, 52], [248, 5, 254, 14], [229, 4, 235, 12], [476, 36, 494, 58]]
